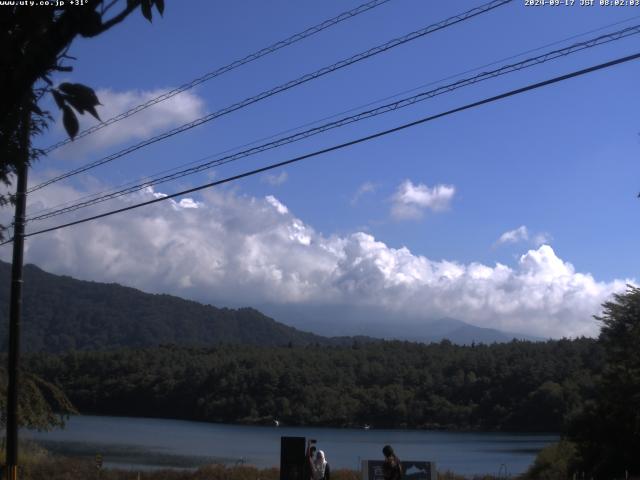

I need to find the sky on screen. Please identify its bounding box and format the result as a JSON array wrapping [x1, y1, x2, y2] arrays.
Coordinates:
[[2, 0, 639, 339]]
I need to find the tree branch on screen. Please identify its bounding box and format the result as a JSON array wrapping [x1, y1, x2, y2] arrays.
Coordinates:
[[89, 0, 141, 37], [102, 0, 121, 16]]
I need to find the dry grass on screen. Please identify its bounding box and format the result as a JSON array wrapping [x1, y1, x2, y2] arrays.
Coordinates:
[[16, 457, 375, 480], [7, 453, 510, 480]]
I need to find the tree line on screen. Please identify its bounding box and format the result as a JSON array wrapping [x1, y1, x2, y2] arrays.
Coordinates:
[[23, 337, 602, 432]]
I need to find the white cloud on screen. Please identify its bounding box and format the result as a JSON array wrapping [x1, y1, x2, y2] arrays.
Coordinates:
[[265, 195, 288, 215], [497, 225, 529, 244], [1, 181, 633, 339], [391, 180, 455, 220], [533, 232, 552, 246], [262, 171, 288, 186], [52, 88, 206, 159], [176, 198, 201, 209], [351, 181, 377, 205], [496, 226, 553, 248]]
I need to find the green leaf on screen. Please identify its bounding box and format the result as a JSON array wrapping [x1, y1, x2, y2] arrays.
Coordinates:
[[51, 90, 65, 109], [85, 105, 101, 122], [63, 94, 86, 115], [62, 105, 79, 140], [58, 83, 102, 121], [141, 0, 152, 22], [154, 0, 164, 16], [58, 83, 100, 107]]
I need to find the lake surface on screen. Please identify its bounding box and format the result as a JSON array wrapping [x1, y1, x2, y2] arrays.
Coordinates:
[[24, 415, 558, 477]]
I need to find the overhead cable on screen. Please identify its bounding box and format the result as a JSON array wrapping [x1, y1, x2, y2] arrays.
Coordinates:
[[41, 0, 394, 154], [27, 14, 640, 219], [1, 50, 635, 245], [29, 0, 512, 193], [26, 24, 640, 222]]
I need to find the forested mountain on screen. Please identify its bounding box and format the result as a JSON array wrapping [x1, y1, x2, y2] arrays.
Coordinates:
[[0, 260, 617, 437], [0, 261, 535, 352], [0, 261, 372, 352], [24, 338, 603, 432]]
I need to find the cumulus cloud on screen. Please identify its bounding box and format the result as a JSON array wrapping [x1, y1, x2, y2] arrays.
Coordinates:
[[262, 171, 288, 186], [52, 88, 206, 159], [496, 225, 553, 248], [351, 181, 377, 205], [497, 226, 529, 244], [391, 180, 455, 220], [1, 181, 632, 339]]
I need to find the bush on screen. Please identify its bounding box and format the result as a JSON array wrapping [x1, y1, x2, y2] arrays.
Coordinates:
[[521, 440, 577, 480]]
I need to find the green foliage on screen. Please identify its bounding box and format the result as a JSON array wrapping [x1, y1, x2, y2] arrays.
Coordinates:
[[0, 439, 50, 467], [0, 366, 77, 431], [53, 82, 102, 139], [521, 440, 577, 480], [568, 285, 640, 478], [24, 338, 602, 432]]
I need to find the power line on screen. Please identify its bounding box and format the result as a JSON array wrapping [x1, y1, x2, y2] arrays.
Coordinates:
[[3, 50, 637, 245], [41, 0, 393, 154], [28, 0, 512, 194], [26, 14, 640, 220], [25, 23, 640, 223]]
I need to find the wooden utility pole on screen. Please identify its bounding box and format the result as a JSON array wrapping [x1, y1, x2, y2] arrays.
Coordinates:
[[5, 102, 30, 480]]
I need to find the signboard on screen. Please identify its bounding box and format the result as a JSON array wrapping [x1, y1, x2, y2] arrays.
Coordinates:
[[362, 460, 437, 480]]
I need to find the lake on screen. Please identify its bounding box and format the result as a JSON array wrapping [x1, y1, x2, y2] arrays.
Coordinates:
[[24, 415, 558, 477]]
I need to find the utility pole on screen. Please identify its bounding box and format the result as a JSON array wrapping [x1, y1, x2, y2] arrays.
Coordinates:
[[5, 102, 30, 480]]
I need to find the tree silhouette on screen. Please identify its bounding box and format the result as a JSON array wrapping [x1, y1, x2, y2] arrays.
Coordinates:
[[0, 0, 165, 432], [569, 285, 640, 477], [0, 0, 165, 239]]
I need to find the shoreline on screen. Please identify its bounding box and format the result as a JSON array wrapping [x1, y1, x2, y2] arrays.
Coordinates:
[[42, 412, 562, 436], [21, 414, 554, 477]]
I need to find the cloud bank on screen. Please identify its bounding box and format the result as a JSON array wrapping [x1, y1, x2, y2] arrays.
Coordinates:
[[1, 181, 631, 339]]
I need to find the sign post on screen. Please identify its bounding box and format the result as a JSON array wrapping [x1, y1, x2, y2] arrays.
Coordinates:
[[362, 460, 437, 480], [280, 436, 306, 480]]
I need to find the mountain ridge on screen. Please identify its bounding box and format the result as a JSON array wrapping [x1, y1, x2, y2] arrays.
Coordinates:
[[0, 260, 539, 351], [0, 261, 374, 352]]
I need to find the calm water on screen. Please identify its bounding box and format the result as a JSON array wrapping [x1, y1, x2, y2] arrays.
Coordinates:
[[24, 415, 557, 477]]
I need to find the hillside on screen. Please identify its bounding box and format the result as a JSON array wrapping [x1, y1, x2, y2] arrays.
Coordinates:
[[24, 338, 603, 431], [0, 261, 370, 352]]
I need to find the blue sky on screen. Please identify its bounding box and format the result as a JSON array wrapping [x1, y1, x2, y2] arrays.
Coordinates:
[[5, 0, 640, 338]]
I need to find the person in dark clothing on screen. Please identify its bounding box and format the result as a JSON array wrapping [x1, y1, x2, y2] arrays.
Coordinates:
[[382, 445, 402, 480], [305, 440, 317, 480]]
